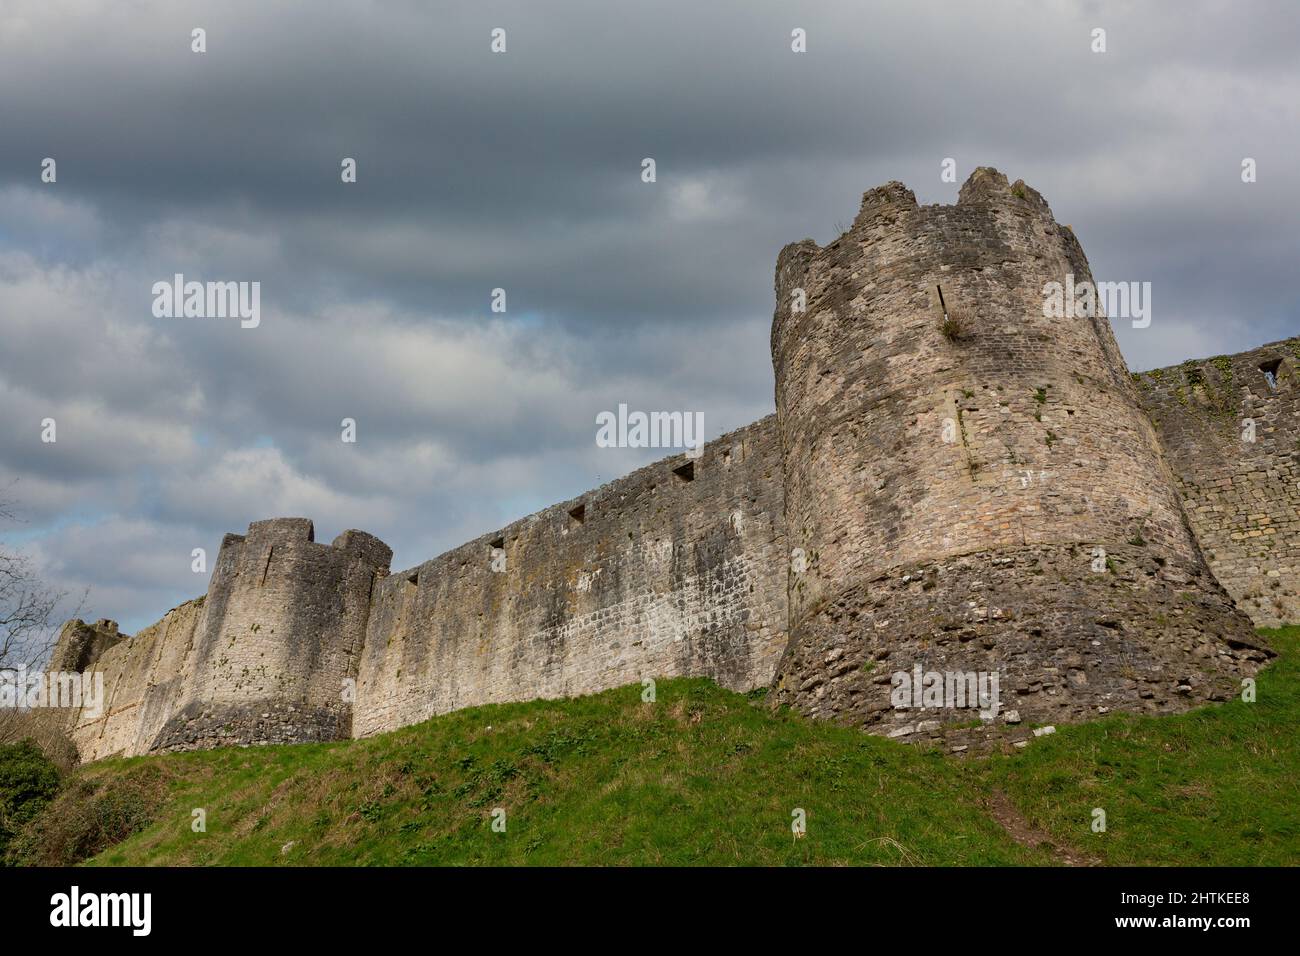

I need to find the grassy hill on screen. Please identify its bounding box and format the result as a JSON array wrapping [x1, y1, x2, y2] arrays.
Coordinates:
[[10, 627, 1299, 867]]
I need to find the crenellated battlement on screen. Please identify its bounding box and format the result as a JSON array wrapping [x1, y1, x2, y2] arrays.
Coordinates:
[[246, 516, 316, 544]]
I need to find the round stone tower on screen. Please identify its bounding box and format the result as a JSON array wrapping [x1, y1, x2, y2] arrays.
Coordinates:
[[770, 167, 1270, 743], [152, 518, 393, 751]]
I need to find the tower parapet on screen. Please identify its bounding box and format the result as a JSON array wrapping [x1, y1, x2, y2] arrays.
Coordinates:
[[769, 168, 1270, 742]]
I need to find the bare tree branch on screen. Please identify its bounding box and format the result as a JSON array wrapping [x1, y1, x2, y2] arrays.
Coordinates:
[[0, 490, 83, 674]]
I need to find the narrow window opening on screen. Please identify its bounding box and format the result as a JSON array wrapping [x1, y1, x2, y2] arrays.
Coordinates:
[[936, 284, 949, 321], [568, 503, 586, 526], [673, 461, 695, 483], [1260, 359, 1282, 390]]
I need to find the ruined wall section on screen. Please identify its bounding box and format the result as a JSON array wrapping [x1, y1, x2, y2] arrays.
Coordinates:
[[55, 601, 204, 762], [48, 618, 125, 674], [353, 417, 787, 737], [769, 168, 1269, 744], [150, 518, 392, 752], [1136, 337, 1300, 627]]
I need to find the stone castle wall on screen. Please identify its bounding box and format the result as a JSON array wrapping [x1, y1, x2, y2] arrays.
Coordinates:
[[55, 602, 203, 762], [353, 417, 787, 737], [56, 418, 788, 758], [1135, 338, 1300, 628], [47, 169, 1287, 761]]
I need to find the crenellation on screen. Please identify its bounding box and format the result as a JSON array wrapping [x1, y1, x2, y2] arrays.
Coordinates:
[[245, 516, 316, 545], [332, 529, 395, 568]]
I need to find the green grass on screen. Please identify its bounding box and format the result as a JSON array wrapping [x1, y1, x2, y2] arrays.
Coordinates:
[[985, 626, 1300, 865], [15, 628, 1300, 866]]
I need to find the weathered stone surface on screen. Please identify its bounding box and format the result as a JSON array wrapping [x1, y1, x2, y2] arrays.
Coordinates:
[[49, 168, 1283, 761], [57, 420, 788, 759], [767, 168, 1271, 741], [149, 519, 392, 753], [48, 618, 124, 674], [54, 599, 204, 761], [1135, 338, 1300, 628], [353, 418, 788, 737]]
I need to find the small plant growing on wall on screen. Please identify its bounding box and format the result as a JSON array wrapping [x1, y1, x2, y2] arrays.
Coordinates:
[[939, 312, 967, 342], [936, 284, 967, 342]]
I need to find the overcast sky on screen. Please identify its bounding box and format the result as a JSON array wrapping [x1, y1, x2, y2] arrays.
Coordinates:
[[1, 0, 1297, 633]]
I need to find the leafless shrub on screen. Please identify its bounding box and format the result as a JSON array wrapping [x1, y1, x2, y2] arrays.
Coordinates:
[[0, 709, 79, 771], [0, 492, 84, 770], [0, 492, 81, 676]]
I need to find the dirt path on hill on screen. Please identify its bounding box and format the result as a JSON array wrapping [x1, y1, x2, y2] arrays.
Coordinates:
[[988, 789, 1100, 866]]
